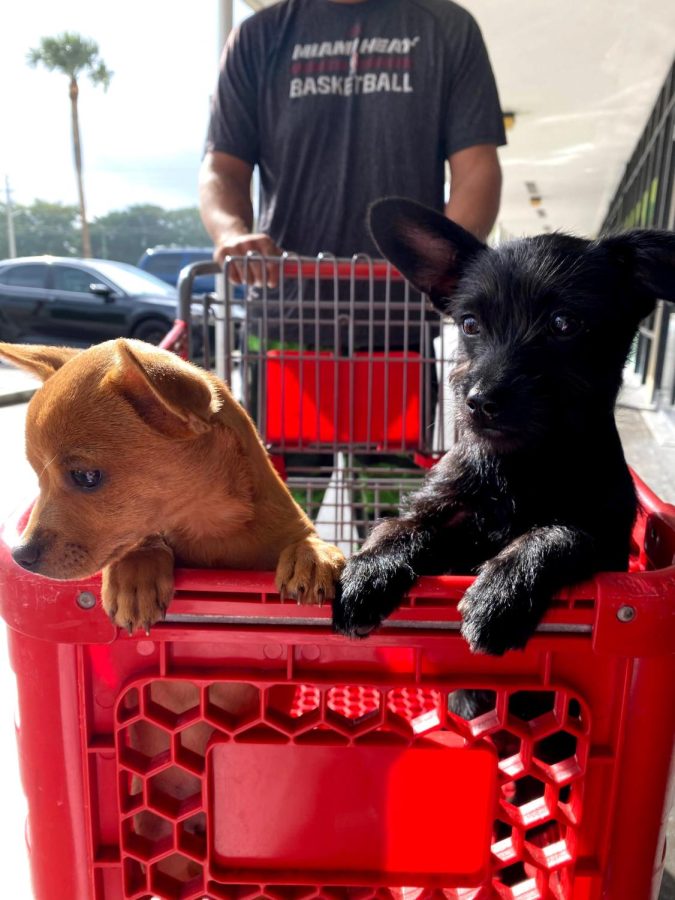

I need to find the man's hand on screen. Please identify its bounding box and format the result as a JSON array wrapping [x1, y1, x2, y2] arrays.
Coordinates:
[[214, 231, 283, 287]]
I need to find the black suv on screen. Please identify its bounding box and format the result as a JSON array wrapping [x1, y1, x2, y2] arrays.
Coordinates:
[[0, 256, 179, 346]]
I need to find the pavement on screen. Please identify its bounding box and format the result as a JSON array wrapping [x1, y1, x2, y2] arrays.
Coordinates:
[[616, 380, 675, 507], [0, 361, 672, 897], [0, 362, 41, 407], [617, 403, 675, 504]]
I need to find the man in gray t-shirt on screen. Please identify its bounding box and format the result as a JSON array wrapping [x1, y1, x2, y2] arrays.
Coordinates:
[[200, 0, 506, 279]]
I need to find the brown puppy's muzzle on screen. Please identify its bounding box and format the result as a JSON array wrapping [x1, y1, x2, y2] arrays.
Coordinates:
[[11, 524, 93, 580], [12, 535, 47, 572]]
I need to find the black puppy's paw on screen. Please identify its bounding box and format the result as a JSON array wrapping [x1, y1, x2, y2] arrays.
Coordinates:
[[458, 558, 543, 655], [332, 552, 412, 638]]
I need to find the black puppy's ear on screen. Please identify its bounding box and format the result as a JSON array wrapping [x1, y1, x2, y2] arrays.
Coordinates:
[[368, 197, 487, 311], [602, 230, 675, 315]]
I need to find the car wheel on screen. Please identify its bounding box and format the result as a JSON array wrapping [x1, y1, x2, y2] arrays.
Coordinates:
[[131, 318, 171, 346]]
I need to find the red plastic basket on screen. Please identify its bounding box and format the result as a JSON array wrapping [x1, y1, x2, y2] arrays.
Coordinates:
[[0, 475, 673, 900], [265, 350, 422, 448]]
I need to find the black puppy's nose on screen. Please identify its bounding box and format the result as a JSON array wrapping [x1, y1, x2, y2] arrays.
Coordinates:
[[466, 389, 499, 419], [12, 542, 42, 570]]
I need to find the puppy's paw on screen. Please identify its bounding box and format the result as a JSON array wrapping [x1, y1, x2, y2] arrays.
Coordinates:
[[276, 536, 344, 606], [102, 537, 174, 634], [458, 559, 541, 655], [332, 552, 412, 638]]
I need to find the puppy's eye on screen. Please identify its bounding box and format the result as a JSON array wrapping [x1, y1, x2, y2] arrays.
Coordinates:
[[550, 313, 583, 337], [461, 315, 480, 336], [70, 469, 102, 490]]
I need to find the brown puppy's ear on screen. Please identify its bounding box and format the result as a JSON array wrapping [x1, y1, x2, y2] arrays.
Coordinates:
[[0, 342, 80, 382], [368, 197, 487, 312], [105, 339, 221, 438]]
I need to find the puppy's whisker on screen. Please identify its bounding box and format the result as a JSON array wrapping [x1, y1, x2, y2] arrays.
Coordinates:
[[38, 453, 59, 480]]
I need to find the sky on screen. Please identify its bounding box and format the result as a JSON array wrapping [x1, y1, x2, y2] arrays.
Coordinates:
[[1, 0, 252, 216]]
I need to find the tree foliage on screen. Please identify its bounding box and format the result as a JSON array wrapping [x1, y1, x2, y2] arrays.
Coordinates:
[[0, 201, 80, 258], [27, 32, 112, 88], [90, 205, 210, 262], [0, 201, 211, 263], [27, 33, 113, 256]]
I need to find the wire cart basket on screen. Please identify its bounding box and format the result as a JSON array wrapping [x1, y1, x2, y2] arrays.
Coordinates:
[[179, 255, 459, 552]]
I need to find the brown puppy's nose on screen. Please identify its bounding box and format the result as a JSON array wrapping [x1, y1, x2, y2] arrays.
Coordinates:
[[12, 541, 42, 570], [466, 389, 499, 420]]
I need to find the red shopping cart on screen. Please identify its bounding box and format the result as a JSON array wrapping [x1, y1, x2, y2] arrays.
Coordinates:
[[0, 257, 672, 899], [0, 474, 673, 899]]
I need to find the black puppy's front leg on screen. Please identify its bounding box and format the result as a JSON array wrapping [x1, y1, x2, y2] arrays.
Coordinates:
[[459, 525, 595, 655], [333, 516, 436, 636], [333, 455, 465, 637]]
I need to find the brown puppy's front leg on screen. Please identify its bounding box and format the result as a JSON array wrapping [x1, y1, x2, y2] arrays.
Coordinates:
[[276, 535, 345, 605], [102, 535, 174, 633]]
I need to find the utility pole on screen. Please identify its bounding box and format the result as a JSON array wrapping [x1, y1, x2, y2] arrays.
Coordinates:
[[215, 0, 235, 381], [218, 0, 234, 55], [4, 176, 17, 258]]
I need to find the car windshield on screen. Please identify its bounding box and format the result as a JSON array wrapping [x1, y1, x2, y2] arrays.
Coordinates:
[[93, 261, 177, 297]]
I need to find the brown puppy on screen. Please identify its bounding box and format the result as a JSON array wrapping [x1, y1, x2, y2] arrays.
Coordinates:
[[0, 338, 344, 626], [0, 338, 345, 876]]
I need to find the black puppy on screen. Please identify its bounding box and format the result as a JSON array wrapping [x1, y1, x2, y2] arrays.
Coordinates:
[[334, 198, 675, 655]]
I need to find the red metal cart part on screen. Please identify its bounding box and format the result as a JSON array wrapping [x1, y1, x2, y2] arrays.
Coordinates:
[[265, 350, 423, 449], [0, 475, 673, 900]]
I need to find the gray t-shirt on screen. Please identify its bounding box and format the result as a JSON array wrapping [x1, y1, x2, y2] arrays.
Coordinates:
[[206, 0, 506, 257]]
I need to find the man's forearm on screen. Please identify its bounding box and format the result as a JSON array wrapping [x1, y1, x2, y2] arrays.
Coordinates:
[[445, 146, 502, 242], [198, 152, 282, 280], [198, 157, 254, 245]]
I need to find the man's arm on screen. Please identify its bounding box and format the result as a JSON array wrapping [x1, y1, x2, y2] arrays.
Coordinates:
[[445, 144, 502, 242], [198, 150, 281, 285]]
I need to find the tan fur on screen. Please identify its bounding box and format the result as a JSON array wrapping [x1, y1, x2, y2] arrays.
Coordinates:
[[0, 339, 344, 631], [0, 338, 346, 871]]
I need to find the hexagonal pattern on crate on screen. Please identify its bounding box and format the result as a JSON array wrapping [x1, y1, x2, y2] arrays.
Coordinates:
[[114, 681, 588, 899]]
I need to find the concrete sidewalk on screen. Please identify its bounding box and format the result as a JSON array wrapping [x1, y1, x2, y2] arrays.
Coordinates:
[[618, 367, 675, 504], [617, 404, 675, 504], [0, 363, 39, 407]]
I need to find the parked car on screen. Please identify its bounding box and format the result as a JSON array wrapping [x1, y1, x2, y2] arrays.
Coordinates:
[[0, 256, 179, 347], [137, 247, 216, 295], [138, 247, 247, 310]]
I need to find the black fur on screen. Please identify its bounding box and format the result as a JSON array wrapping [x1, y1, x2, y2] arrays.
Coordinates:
[[333, 198, 675, 654]]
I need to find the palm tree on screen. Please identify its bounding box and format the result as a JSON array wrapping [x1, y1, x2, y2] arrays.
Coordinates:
[[27, 33, 112, 258]]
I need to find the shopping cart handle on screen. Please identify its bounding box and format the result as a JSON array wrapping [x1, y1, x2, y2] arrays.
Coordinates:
[[177, 256, 406, 329], [177, 260, 222, 324], [270, 258, 405, 282]]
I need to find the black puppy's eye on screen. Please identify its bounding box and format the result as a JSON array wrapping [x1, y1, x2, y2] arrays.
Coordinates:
[[461, 315, 480, 336], [70, 469, 102, 490], [550, 313, 583, 337]]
